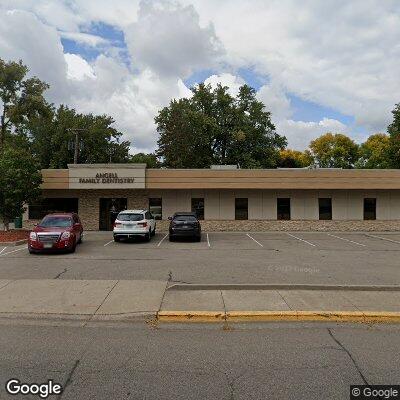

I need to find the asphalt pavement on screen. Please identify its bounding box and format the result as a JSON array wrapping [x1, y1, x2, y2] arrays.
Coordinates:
[[0, 321, 399, 399]]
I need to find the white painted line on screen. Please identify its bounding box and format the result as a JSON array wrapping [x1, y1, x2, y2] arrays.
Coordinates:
[[157, 233, 168, 247], [0, 246, 26, 256], [366, 234, 400, 244], [286, 233, 316, 247], [246, 233, 263, 247], [0, 247, 7, 255], [326, 233, 366, 247], [103, 240, 114, 247], [206, 233, 211, 248]]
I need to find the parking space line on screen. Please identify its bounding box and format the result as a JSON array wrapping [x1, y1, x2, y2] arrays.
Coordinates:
[[103, 240, 114, 247], [366, 234, 400, 244], [0, 247, 7, 255], [206, 233, 211, 248], [157, 234, 168, 247], [246, 233, 263, 247], [0, 246, 26, 257], [326, 233, 366, 247], [286, 233, 316, 247]]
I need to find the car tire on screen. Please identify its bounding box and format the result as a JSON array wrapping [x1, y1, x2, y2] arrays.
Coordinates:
[[169, 235, 174, 242], [77, 233, 83, 244], [145, 231, 151, 242], [28, 247, 35, 254], [114, 236, 121, 242], [195, 236, 201, 242], [151, 227, 156, 237], [69, 241, 76, 253]]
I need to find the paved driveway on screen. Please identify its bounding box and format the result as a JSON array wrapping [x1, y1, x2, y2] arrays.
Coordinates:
[[1, 231, 400, 285]]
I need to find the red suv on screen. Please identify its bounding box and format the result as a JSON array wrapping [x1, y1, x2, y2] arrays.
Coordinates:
[[28, 213, 83, 254]]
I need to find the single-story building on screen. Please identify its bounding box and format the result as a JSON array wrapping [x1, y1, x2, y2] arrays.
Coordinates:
[[25, 163, 400, 231]]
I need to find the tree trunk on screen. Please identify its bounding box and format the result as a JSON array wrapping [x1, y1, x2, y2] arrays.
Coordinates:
[[3, 218, 9, 232]]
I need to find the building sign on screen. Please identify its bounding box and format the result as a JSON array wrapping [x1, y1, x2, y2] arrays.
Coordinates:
[[68, 164, 146, 189], [78, 173, 135, 184]]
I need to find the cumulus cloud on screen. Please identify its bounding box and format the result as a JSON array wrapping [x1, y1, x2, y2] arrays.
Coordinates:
[[125, 0, 224, 78], [257, 84, 292, 122], [64, 54, 96, 80], [203, 73, 245, 96], [277, 118, 348, 150]]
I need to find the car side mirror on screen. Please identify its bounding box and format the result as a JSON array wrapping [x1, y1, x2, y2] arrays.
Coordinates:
[[168, 216, 172, 220]]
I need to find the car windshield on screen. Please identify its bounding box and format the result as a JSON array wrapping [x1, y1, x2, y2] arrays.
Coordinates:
[[174, 215, 197, 222], [117, 213, 144, 221], [39, 216, 73, 227]]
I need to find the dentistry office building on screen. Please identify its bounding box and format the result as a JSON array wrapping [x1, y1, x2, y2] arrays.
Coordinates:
[[25, 163, 400, 231]]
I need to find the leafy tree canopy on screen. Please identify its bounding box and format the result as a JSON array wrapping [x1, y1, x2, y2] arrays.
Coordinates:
[[388, 103, 400, 167], [278, 149, 313, 168], [0, 58, 51, 150], [129, 153, 160, 168], [308, 133, 359, 168], [155, 83, 287, 168], [0, 145, 42, 230], [356, 133, 391, 169]]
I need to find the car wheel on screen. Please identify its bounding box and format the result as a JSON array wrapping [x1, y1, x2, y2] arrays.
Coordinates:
[[69, 241, 76, 253], [145, 231, 151, 242], [114, 236, 121, 242], [28, 247, 35, 254], [169, 235, 174, 242], [195, 236, 201, 242], [151, 227, 156, 237], [77, 233, 83, 244]]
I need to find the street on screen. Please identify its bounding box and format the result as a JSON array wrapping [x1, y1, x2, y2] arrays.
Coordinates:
[[0, 320, 399, 399]]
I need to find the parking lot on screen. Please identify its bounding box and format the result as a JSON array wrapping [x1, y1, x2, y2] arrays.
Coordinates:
[[1, 231, 400, 285]]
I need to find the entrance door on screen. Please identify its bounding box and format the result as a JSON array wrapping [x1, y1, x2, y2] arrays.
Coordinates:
[[99, 198, 128, 231]]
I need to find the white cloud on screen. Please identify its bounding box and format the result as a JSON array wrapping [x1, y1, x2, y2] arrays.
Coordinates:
[[257, 84, 292, 122], [204, 73, 244, 97], [64, 54, 96, 80], [60, 31, 109, 47], [125, 0, 224, 78], [277, 118, 348, 150]]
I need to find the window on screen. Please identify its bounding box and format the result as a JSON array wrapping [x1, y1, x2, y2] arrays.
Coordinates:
[[28, 198, 78, 220], [319, 198, 332, 220], [173, 215, 198, 222], [191, 198, 204, 220], [277, 198, 291, 220], [235, 198, 248, 220], [38, 216, 73, 228], [149, 198, 162, 220], [364, 198, 376, 220], [117, 213, 144, 221]]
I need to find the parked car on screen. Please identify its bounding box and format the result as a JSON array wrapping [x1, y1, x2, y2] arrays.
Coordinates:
[[28, 213, 83, 254], [169, 212, 201, 242], [113, 209, 156, 242]]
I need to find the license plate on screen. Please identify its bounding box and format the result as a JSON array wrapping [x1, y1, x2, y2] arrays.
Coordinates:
[[43, 243, 53, 249], [125, 224, 135, 228]]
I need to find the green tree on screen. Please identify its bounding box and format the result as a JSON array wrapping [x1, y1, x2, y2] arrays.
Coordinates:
[[277, 149, 313, 168], [156, 83, 286, 168], [388, 103, 400, 167], [129, 153, 160, 168], [29, 105, 130, 168], [308, 133, 359, 168], [0, 146, 42, 230], [356, 133, 391, 169], [0, 58, 50, 150]]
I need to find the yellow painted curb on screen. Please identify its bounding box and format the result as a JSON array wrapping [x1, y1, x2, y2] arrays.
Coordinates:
[[157, 311, 400, 323], [157, 311, 225, 322]]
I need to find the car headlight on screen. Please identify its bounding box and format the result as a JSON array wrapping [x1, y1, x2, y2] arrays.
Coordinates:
[[29, 232, 37, 241], [61, 231, 71, 240]]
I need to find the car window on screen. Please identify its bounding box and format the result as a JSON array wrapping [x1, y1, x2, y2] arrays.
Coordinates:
[[145, 212, 152, 219], [39, 216, 73, 227], [173, 215, 198, 222], [117, 213, 144, 221]]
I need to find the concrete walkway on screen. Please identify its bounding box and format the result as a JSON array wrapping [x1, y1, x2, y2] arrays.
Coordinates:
[[0, 279, 399, 323]]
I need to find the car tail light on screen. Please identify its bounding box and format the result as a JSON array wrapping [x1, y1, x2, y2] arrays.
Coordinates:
[[113, 222, 122, 228], [138, 222, 148, 227], [29, 232, 37, 241]]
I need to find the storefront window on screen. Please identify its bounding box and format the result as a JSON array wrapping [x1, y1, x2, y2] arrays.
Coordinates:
[[319, 198, 332, 220], [364, 198, 376, 220], [235, 198, 248, 220], [191, 198, 204, 220], [28, 198, 78, 220], [277, 198, 291, 220], [149, 198, 162, 220]]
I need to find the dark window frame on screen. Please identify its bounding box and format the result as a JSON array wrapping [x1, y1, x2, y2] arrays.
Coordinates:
[[277, 198, 291, 220], [28, 198, 79, 220], [319, 198, 332, 220], [364, 198, 376, 220], [149, 198, 162, 220], [191, 198, 205, 220], [235, 198, 248, 220]]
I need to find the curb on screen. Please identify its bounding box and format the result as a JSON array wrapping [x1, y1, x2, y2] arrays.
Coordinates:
[[0, 239, 27, 247], [157, 311, 400, 323], [166, 283, 400, 291]]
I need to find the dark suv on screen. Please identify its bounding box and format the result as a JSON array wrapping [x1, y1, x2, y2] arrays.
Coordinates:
[[169, 212, 201, 242]]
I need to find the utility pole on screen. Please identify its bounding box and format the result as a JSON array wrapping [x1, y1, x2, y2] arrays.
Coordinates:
[[66, 128, 87, 164]]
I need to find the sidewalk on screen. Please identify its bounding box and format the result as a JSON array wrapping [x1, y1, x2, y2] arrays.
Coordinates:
[[0, 279, 399, 323]]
